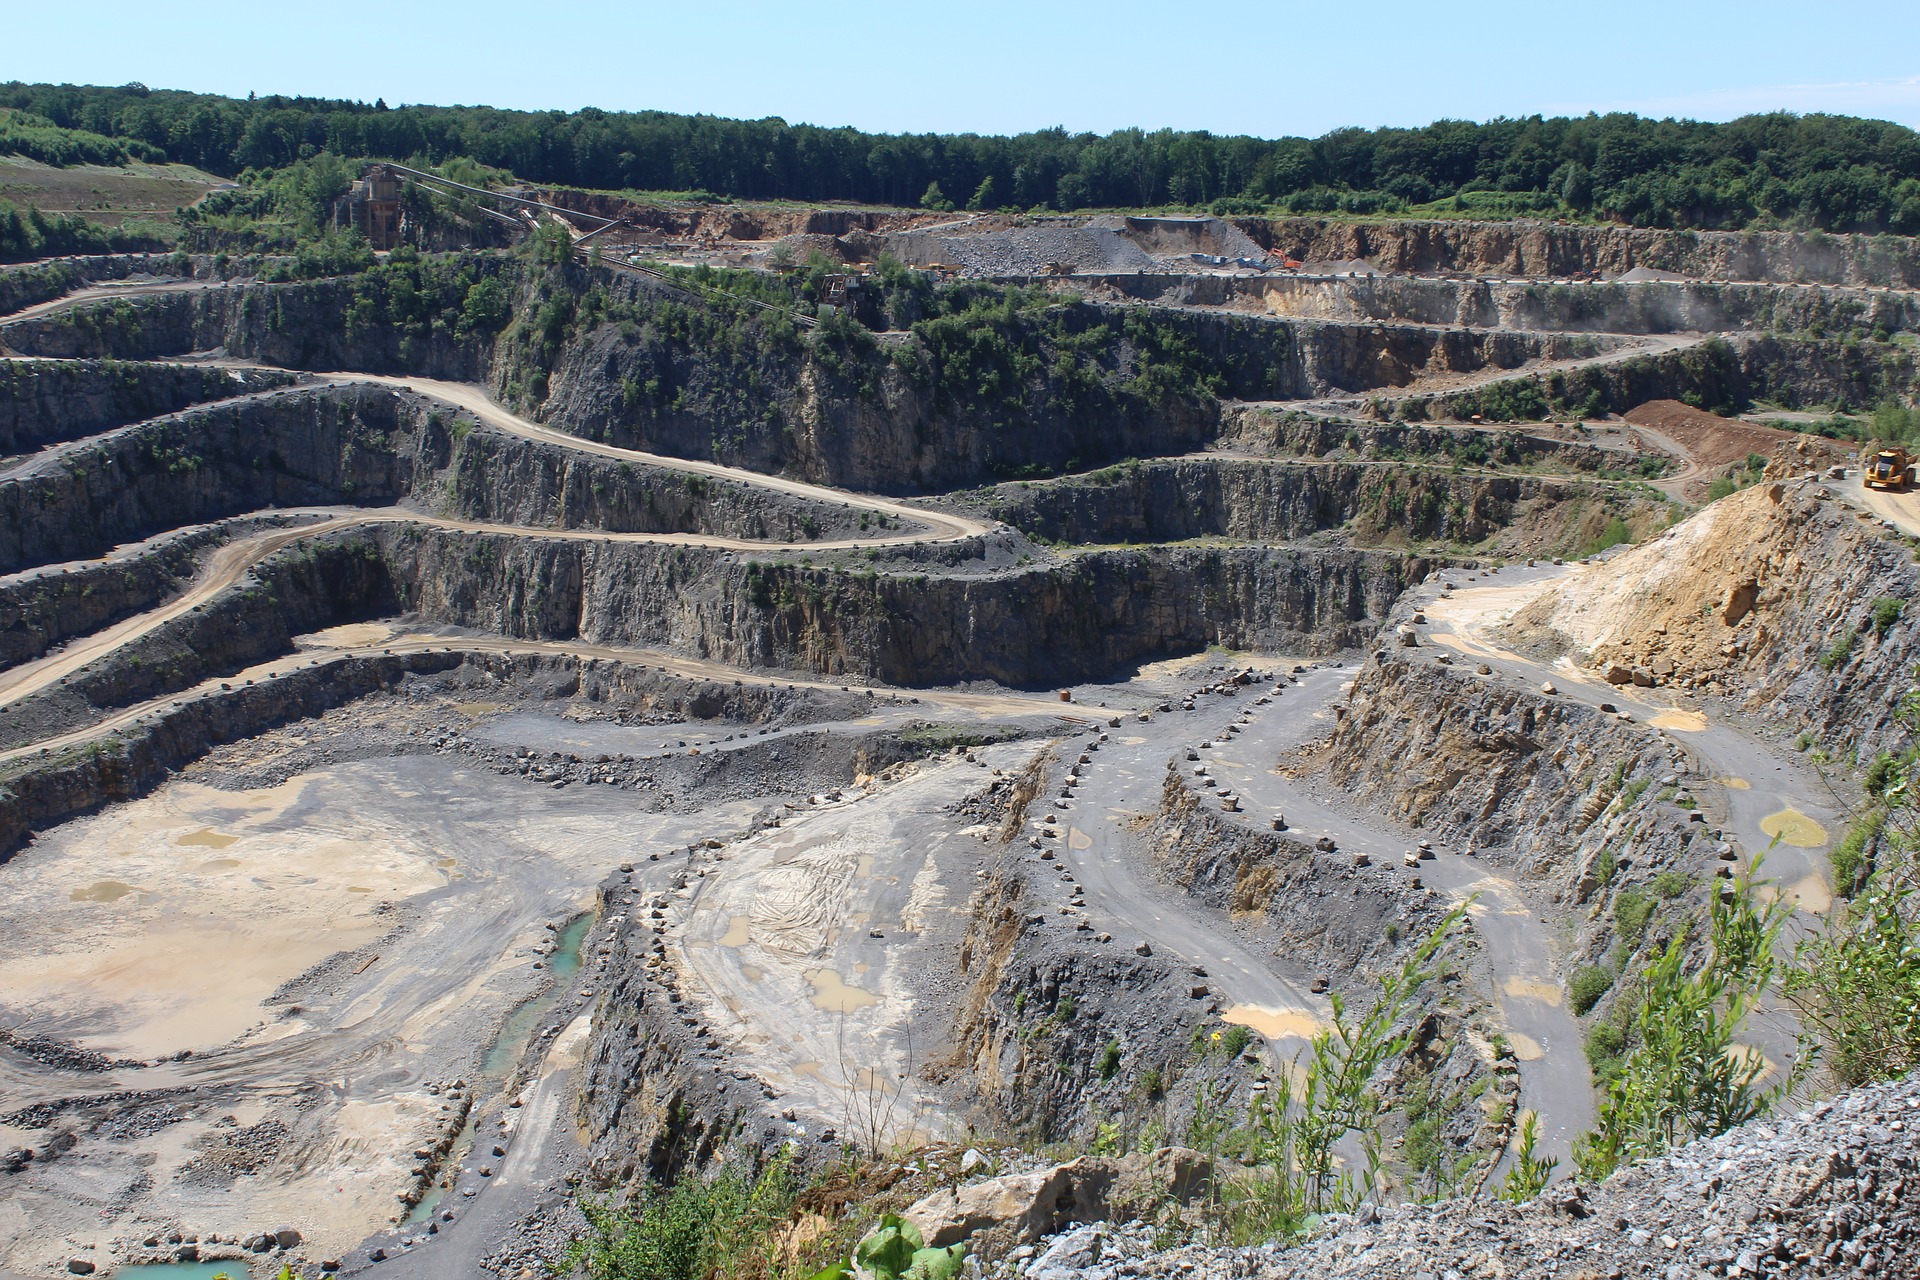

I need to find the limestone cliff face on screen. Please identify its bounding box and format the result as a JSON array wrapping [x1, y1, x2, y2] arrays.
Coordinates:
[[0, 359, 300, 455], [970, 457, 1548, 547], [0, 385, 417, 572], [1148, 767, 1457, 978], [528, 277, 1227, 493], [0, 535, 397, 752], [1311, 655, 1667, 866], [1085, 273, 1920, 340], [380, 528, 1425, 685], [1, 276, 491, 376], [426, 421, 865, 540], [0, 524, 220, 667], [0, 650, 470, 861], [1236, 217, 1920, 288], [0, 380, 870, 578]]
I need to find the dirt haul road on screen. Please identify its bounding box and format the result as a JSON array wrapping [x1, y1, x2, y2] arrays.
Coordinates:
[[310, 373, 995, 544]]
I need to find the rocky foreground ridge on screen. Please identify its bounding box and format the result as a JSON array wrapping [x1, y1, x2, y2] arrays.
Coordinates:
[[950, 1073, 1920, 1279]]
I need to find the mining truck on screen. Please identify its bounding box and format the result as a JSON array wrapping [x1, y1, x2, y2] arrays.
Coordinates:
[[1866, 445, 1913, 491]]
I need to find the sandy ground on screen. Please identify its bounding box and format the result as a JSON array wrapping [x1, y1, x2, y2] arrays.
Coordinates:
[[674, 743, 1043, 1145], [0, 708, 762, 1276]]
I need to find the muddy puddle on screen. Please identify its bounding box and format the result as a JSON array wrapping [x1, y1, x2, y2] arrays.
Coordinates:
[[1220, 1004, 1322, 1041], [1759, 808, 1828, 848], [806, 967, 879, 1012]]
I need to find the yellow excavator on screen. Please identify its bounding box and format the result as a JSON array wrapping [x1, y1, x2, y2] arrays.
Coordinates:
[[1866, 444, 1913, 491]]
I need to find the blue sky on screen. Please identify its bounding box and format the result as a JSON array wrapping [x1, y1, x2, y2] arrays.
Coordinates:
[[8, 0, 1920, 136]]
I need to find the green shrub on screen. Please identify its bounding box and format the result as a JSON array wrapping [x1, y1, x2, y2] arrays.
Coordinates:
[[570, 1150, 803, 1280], [1829, 809, 1887, 897], [1820, 628, 1857, 670], [1569, 965, 1616, 1016], [1613, 889, 1655, 944], [1220, 1024, 1254, 1057], [1872, 596, 1906, 636], [1706, 476, 1738, 502], [1575, 870, 1793, 1179], [1584, 1017, 1628, 1077], [1652, 869, 1689, 899], [1580, 516, 1633, 558], [1097, 1040, 1122, 1080]]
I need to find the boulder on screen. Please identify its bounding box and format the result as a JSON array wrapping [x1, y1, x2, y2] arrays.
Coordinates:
[[273, 1225, 302, 1249], [66, 1260, 95, 1277], [1604, 664, 1635, 685], [905, 1147, 1213, 1256]]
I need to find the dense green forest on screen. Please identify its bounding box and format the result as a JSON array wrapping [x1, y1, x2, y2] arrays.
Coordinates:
[[4, 80, 1920, 233]]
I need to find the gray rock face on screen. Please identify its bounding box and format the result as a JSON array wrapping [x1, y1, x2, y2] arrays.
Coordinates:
[[1245, 215, 1920, 288], [0, 359, 299, 455], [971, 457, 1547, 548], [384, 527, 1425, 686]]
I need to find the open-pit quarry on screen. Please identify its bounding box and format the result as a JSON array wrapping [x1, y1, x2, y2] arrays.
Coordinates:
[[0, 207, 1916, 1279]]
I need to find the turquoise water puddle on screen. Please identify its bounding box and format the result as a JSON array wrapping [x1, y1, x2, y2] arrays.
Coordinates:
[[401, 911, 591, 1225]]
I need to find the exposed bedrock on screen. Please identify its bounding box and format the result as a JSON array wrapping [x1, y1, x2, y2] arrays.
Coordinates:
[[942, 857, 1237, 1144], [527, 271, 1613, 491], [0, 535, 395, 751], [1219, 407, 1628, 472], [381, 528, 1429, 685], [0, 380, 867, 574], [1148, 767, 1467, 980], [0, 251, 273, 318], [0, 359, 301, 455], [937, 773, 1503, 1157], [1499, 481, 1920, 757], [0, 647, 860, 865], [0, 648, 471, 861], [0, 522, 222, 668], [0, 384, 419, 572], [968, 457, 1558, 546], [1234, 216, 1920, 288], [0, 273, 497, 375], [1088, 273, 1920, 336], [1310, 655, 1670, 871]]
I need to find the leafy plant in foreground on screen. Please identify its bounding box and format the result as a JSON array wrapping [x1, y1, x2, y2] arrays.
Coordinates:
[[1216, 903, 1468, 1242], [1574, 860, 1797, 1181]]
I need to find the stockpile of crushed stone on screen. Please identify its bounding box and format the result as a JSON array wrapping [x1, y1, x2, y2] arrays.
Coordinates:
[[996, 1071, 1920, 1279], [882, 225, 1161, 276]]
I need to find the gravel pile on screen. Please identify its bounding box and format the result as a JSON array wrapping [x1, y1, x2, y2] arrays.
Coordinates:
[[990, 1072, 1920, 1279], [884, 226, 1160, 276]]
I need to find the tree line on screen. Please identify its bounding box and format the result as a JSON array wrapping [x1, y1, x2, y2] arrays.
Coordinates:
[[4, 80, 1920, 233]]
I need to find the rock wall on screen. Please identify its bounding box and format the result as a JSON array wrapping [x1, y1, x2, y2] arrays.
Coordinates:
[[0, 273, 492, 377], [1235, 217, 1920, 288], [381, 528, 1427, 685], [0, 522, 223, 668], [0, 649, 469, 862], [0, 536, 396, 751], [0, 360, 300, 455], [1149, 767, 1465, 979], [969, 457, 1551, 547], [1218, 408, 1629, 472], [1309, 655, 1671, 870], [0, 380, 869, 577], [1076, 272, 1920, 338], [0, 385, 417, 572]]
